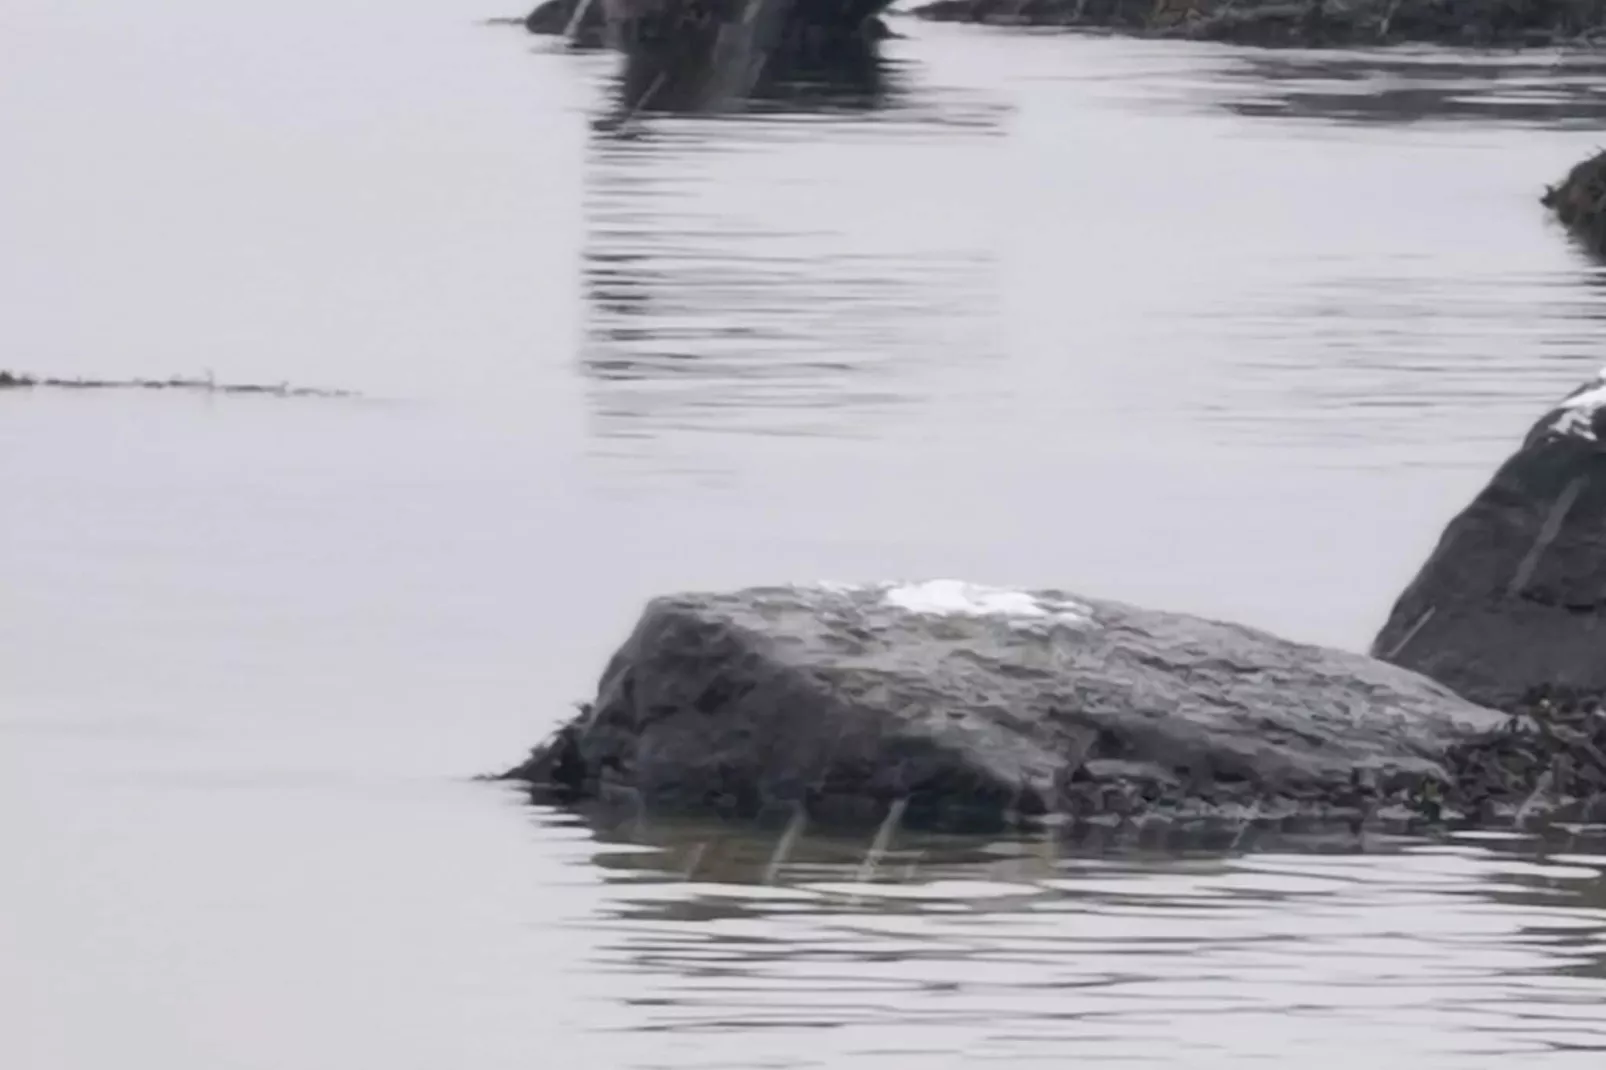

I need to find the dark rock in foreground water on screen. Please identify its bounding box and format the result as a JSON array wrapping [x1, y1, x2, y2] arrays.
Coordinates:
[[502, 581, 1505, 833], [910, 0, 1606, 49], [1375, 370, 1606, 711], [1544, 150, 1606, 259]]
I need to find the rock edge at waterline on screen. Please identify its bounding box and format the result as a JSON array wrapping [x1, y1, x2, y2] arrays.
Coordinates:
[[1544, 150, 1606, 259], [501, 580, 1509, 835]]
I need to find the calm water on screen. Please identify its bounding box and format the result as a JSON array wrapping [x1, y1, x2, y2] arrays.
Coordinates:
[[7, 1, 1606, 1065]]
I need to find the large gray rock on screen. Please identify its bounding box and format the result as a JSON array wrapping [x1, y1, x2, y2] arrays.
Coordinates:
[[504, 581, 1503, 832], [1374, 371, 1606, 710]]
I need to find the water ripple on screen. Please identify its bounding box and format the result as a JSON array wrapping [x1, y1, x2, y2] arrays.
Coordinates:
[[536, 814, 1606, 1067]]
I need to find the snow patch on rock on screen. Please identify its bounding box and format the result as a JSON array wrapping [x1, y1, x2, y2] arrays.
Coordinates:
[[881, 580, 1090, 623], [1546, 368, 1606, 440]]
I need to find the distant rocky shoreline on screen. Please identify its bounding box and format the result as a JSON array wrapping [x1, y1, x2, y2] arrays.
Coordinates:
[[909, 0, 1606, 50], [522, 0, 894, 49], [517, 0, 1606, 56]]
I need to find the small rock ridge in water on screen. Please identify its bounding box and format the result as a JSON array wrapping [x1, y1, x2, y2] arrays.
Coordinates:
[[0, 370, 356, 398], [910, 0, 1606, 50]]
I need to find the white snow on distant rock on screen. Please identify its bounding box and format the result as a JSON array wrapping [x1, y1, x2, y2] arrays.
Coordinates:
[[880, 580, 1090, 623], [1546, 367, 1606, 440]]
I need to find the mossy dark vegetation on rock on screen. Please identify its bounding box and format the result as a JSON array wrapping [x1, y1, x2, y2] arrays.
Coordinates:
[[1439, 688, 1606, 826], [1544, 150, 1606, 258], [0, 371, 356, 398], [911, 0, 1606, 48]]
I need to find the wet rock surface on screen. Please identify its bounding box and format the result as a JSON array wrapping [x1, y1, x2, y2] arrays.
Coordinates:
[[502, 581, 1506, 834], [1374, 370, 1606, 711], [1545, 150, 1606, 259], [909, 0, 1606, 49]]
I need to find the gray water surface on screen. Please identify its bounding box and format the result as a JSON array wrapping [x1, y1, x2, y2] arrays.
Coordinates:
[[6, 2, 1606, 1066]]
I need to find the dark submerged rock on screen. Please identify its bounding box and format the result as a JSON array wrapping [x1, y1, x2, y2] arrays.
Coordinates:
[[1374, 370, 1606, 711], [909, 0, 1606, 48], [1544, 150, 1606, 259], [502, 581, 1504, 834]]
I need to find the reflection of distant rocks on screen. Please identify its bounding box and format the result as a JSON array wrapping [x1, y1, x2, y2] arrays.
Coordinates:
[[1212, 53, 1606, 128], [1545, 150, 1606, 259], [574, 85, 1000, 448], [913, 0, 1606, 49]]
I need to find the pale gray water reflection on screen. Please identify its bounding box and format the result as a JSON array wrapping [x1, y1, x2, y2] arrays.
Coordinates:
[[540, 808, 1606, 1066], [573, 28, 1606, 486], [1212, 49, 1606, 127], [578, 68, 1006, 447]]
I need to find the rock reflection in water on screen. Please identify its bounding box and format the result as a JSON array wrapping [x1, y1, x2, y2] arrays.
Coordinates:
[[1214, 52, 1606, 127], [576, 46, 1003, 457], [538, 807, 1606, 1066]]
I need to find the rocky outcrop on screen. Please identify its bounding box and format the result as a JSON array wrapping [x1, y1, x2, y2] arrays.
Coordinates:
[[910, 0, 1606, 49], [525, 0, 605, 43], [502, 581, 1505, 834], [524, 0, 893, 49], [1544, 151, 1606, 259], [1374, 370, 1606, 711]]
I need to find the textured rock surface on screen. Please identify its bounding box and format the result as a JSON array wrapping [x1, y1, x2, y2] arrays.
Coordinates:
[[1545, 150, 1606, 259], [1374, 370, 1606, 711], [909, 0, 1606, 48], [503, 581, 1503, 832]]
